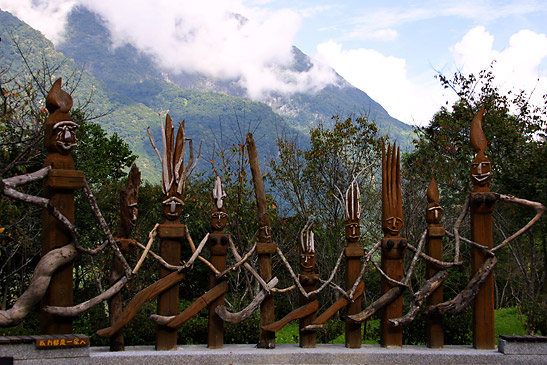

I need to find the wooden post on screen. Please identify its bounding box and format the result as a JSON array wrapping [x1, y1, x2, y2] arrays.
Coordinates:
[[109, 165, 140, 351], [425, 177, 445, 348], [469, 108, 496, 349], [246, 133, 276, 349], [151, 115, 197, 350], [344, 182, 363, 348], [40, 79, 84, 335], [207, 177, 228, 349], [156, 224, 183, 350], [380, 142, 406, 347], [299, 220, 318, 348]]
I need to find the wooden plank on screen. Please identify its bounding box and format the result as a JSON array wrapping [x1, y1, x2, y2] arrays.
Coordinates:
[[96, 270, 186, 338], [302, 282, 365, 331], [262, 300, 318, 332], [167, 281, 228, 329]]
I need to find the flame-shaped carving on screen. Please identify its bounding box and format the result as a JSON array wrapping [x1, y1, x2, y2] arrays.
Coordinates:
[[382, 142, 403, 236], [46, 78, 73, 114], [426, 177, 443, 225], [470, 108, 487, 158]]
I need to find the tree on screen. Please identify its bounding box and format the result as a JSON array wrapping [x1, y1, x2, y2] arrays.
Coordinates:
[[403, 66, 547, 334]]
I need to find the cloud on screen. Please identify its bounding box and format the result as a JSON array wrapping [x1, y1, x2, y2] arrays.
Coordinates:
[[0, 0, 337, 99], [315, 40, 442, 125], [451, 26, 547, 107], [0, 0, 76, 44]]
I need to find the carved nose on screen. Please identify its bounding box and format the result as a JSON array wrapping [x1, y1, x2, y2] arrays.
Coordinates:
[[170, 201, 176, 213], [64, 129, 71, 141], [477, 163, 482, 174]]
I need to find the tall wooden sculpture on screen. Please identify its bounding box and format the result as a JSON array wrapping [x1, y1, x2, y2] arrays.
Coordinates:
[[344, 182, 364, 348], [40, 78, 84, 334], [299, 219, 318, 348], [153, 115, 196, 350], [425, 177, 445, 348], [207, 176, 228, 348], [380, 142, 406, 347], [109, 164, 141, 351], [247, 133, 277, 348], [469, 108, 496, 349]]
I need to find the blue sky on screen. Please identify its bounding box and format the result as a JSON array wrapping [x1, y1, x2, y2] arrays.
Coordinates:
[[1, 0, 546, 126]]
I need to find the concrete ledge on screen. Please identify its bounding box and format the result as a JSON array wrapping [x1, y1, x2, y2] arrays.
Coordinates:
[[5, 344, 547, 364], [499, 337, 547, 355]]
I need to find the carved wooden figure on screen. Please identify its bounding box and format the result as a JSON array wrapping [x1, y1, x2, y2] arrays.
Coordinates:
[[109, 164, 141, 351], [207, 176, 229, 348], [40, 78, 84, 335], [150, 114, 198, 350], [380, 142, 406, 347], [425, 177, 445, 348], [298, 219, 318, 347], [469, 108, 496, 349], [344, 182, 364, 348], [246, 133, 277, 348]]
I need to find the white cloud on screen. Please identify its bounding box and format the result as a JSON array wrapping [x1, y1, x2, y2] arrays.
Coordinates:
[[0, 0, 76, 44], [315, 40, 441, 125], [451, 26, 547, 108], [0, 0, 338, 99]]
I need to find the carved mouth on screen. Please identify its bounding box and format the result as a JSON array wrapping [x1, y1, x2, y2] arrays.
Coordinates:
[[166, 212, 179, 220], [472, 172, 491, 182], [57, 141, 77, 151]]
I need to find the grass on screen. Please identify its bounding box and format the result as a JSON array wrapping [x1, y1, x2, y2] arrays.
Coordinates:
[[276, 308, 527, 345]]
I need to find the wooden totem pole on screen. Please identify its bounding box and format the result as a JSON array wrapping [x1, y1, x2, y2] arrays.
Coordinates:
[[344, 182, 364, 348], [109, 164, 141, 351], [425, 177, 445, 348], [154, 115, 196, 350], [41, 78, 84, 335], [246, 133, 277, 348], [299, 220, 318, 348], [380, 142, 406, 347], [469, 108, 496, 349], [207, 176, 229, 349]]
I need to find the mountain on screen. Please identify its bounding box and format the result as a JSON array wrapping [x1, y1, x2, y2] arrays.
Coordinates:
[[0, 7, 414, 182]]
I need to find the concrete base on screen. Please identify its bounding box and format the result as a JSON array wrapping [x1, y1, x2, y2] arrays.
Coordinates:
[[499, 339, 547, 355], [2, 344, 547, 364]]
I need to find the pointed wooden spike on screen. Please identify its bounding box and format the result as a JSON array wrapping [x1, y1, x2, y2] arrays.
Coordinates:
[[426, 177, 439, 203], [470, 108, 487, 155]]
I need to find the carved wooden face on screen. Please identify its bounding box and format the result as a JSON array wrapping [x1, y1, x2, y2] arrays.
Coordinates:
[[471, 156, 491, 186], [211, 209, 228, 232], [162, 196, 184, 221], [345, 220, 360, 241], [383, 216, 403, 236], [300, 252, 316, 273], [426, 203, 443, 224], [45, 120, 78, 154]]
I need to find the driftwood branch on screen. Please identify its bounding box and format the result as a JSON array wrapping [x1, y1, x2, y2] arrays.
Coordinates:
[[132, 224, 159, 274], [403, 230, 427, 285], [347, 285, 405, 323], [43, 276, 129, 317], [216, 243, 256, 278], [276, 246, 309, 298], [185, 230, 220, 275], [390, 270, 449, 326], [0, 245, 78, 326], [306, 249, 345, 297], [215, 277, 278, 323], [261, 300, 318, 332], [227, 236, 269, 292], [406, 243, 462, 268], [428, 256, 497, 316], [492, 194, 545, 253], [82, 179, 132, 277]]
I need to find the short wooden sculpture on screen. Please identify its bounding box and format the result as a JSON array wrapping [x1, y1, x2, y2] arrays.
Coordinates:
[[109, 164, 141, 351], [425, 177, 445, 348]]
